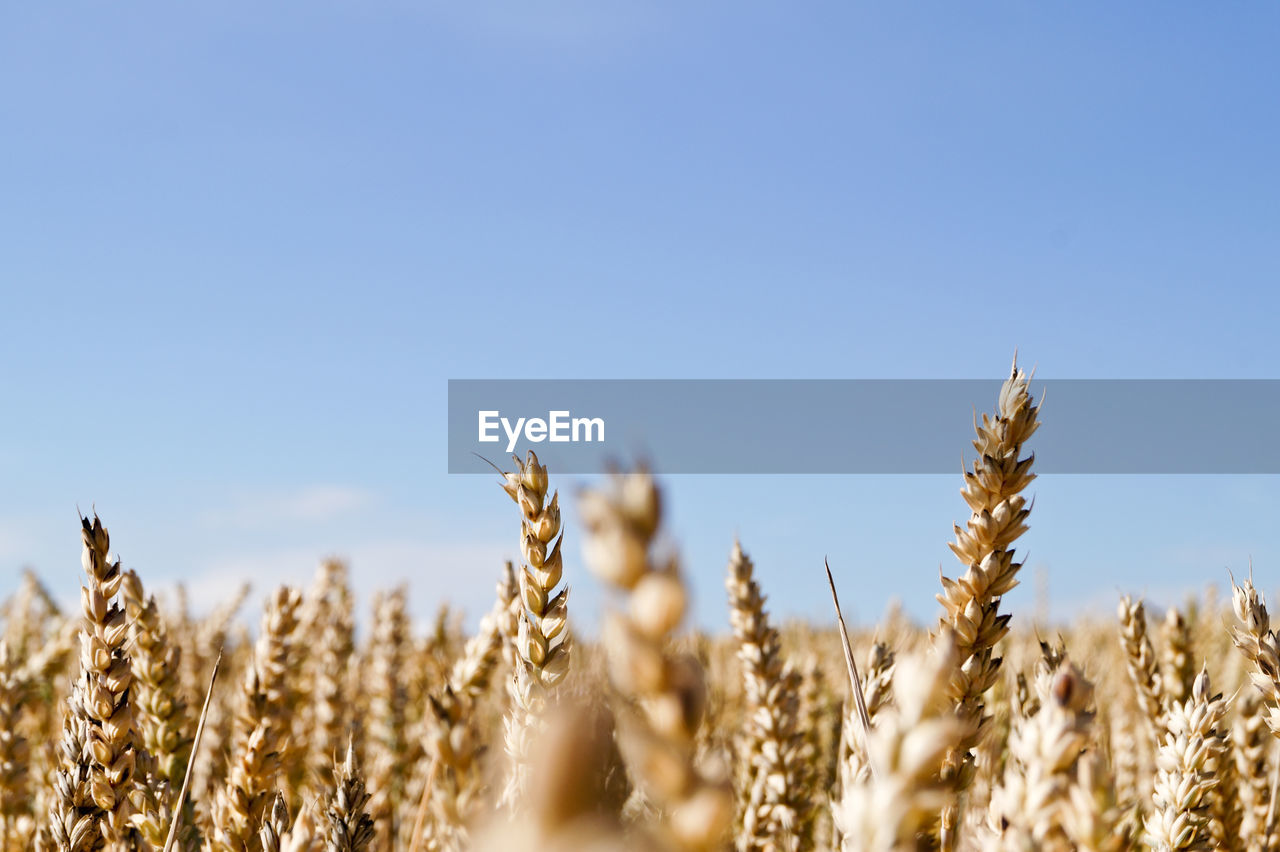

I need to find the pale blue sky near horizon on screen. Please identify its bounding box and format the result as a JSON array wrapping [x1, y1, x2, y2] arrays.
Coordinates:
[[2, 2, 1279, 636]]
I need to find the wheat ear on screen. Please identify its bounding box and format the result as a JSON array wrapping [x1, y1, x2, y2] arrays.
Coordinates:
[[500, 451, 571, 807], [933, 359, 1040, 832], [304, 560, 356, 802], [986, 659, 1095, 852], [580, 466, 733, 852], [835, 634, 974, 852], [724, 541, 810, 852], [1235, 691, 1272, 851], [414, 573, 507, 851], [1143, 667, 1227, 851], [1230, 576, 1280, 736], [1160, 607, 1196, 706], [51, 515, 141, 849], [0, 641, 31, 850], [366, 586, 410, 848], [838, 643, 896, 796], [1118, 596, 1165, 741], [210, 587, 303, 852], [121, 570, 192, 791]]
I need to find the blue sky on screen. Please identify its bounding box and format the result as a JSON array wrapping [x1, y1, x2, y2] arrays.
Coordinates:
[[2, 2, 1279, 635]]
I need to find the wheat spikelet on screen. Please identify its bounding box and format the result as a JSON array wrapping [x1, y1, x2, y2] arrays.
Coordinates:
[[500, 451, 571, 808], [49, 691, 103, 852], [724, 541, 810, 852], [579, 466, 733, 852], [324, 745, 374, 852], [258, 793, 290, 852], [281, 804, 322, 852], [932, 359, 1040, 838], [1061, 745, 1125, 852]]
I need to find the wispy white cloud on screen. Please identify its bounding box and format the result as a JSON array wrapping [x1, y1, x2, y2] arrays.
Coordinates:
[[198, 485, 376, 530], [171, 538, 515, 631]]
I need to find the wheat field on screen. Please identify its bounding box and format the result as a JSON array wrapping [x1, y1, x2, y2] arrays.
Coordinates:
[[1, 363, 1273, 852]]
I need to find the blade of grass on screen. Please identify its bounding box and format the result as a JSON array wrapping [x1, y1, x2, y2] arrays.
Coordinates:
[[163, 649, 222, 852], [826, 558, 872, 775], [407, 755, 440, 852]]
